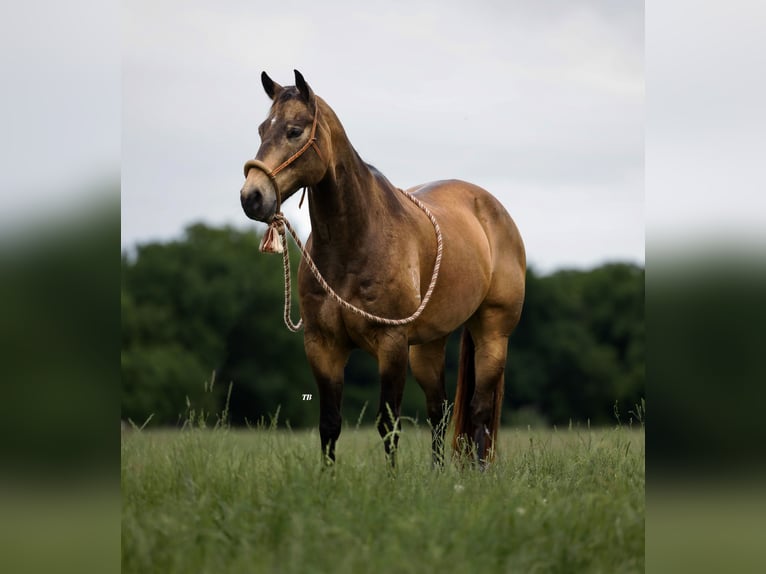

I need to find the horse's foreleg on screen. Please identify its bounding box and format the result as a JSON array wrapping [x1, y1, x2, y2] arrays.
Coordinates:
[[409, 337, 448, 467], [376, 333, 409, 467], [305, 335, 349, 464]]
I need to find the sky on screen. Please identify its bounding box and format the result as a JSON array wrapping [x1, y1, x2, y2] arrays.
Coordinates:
[[0, 1, 120, 234], [122, 0, 644, 273]]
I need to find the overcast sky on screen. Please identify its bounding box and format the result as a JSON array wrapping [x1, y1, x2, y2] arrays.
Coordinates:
[[122, 0, 644, 273]]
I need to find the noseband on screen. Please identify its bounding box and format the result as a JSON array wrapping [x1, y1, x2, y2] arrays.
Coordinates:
[[243, 105, 323, 216]]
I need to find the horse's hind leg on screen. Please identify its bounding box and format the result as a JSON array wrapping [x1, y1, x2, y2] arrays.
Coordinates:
[[466, 311, 513, 466], [409, 336, 449, 466]]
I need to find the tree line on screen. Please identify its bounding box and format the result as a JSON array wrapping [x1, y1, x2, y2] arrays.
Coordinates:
[[122, 223, 644, 428]]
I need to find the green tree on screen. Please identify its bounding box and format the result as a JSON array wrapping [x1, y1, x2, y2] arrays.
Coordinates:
[[122, 223, 644, 428], [506, 264, 644, 425]]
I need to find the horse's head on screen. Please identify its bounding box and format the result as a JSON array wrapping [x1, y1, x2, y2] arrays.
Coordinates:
[[240, 70, 327, 222]]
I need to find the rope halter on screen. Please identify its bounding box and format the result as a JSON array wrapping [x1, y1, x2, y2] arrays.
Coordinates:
[[243, 104, 323, 253]]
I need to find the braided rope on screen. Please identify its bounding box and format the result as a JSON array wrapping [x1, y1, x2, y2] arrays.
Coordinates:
[[268, 188, 443, 332]]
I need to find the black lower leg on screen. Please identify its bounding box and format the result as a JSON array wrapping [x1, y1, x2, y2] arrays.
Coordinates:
[[376, 340, 408, 467], [471, 393, 494, 467], [318, 382, 343, 464], [319, 415, 341, 463], [474, 424, 490, 468], [377, 400, 400, 467]]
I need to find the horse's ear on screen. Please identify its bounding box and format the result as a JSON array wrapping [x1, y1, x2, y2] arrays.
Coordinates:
[[294, 69, 315, 104], [261, 71, 283, 100]]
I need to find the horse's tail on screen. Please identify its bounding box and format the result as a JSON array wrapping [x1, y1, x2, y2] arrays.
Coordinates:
[[451, 328, 504, 461], [452, 328, 476, 454]]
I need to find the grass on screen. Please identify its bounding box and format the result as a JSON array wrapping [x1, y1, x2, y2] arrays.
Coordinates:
[[122, 407, 644, 574]]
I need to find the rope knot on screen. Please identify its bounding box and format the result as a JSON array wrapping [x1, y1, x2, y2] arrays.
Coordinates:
[[259, 213, 286, 253]]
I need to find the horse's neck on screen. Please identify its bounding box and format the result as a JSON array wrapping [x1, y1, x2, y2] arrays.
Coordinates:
[[308, 138, 403, 248]]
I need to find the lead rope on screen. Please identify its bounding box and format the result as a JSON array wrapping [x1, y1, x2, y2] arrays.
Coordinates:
[[262, 189, 443, 332]]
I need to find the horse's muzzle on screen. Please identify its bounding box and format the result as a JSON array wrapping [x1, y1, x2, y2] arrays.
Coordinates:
[[241, 184, 277, 222]]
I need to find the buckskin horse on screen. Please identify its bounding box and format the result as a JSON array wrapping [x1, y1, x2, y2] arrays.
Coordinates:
[[240, 70, 525, 467]]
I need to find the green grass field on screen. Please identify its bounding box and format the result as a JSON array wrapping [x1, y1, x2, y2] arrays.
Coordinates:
[[122, 420, 644, 573]]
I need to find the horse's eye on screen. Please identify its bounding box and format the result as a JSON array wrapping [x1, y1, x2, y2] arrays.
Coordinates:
[[286, 126, 303, 139]]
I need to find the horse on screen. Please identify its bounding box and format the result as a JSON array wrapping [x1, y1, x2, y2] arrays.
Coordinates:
[[240, 70, 526, 467]]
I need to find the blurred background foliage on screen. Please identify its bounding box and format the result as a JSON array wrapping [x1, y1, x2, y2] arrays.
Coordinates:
[[121, 223, 644, 428]]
